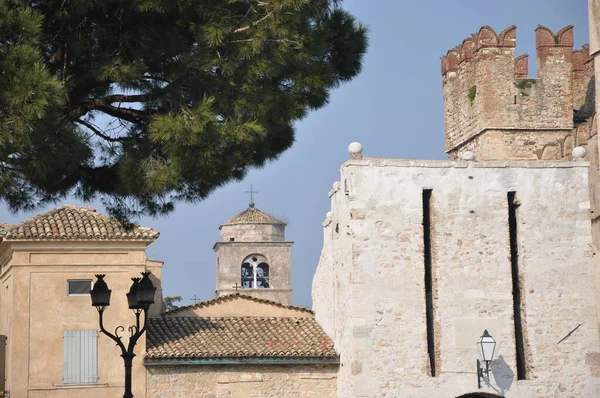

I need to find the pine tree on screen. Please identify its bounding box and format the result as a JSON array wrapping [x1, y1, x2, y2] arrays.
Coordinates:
[[163, 296, 183, 312], [0, 0, 367, 219]]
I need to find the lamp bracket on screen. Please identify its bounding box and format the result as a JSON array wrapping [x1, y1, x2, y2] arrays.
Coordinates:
[[477, 359, 491, 389]]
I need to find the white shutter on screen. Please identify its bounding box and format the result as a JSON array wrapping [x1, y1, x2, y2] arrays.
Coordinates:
[[81, 330, 98, 383], [64, 330, 98, 384], [63, 330, 79, 384]]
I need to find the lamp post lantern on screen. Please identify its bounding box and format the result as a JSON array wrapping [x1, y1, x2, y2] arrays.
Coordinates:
[[476, 329, 496, 389], [90, 272, 156, 398]]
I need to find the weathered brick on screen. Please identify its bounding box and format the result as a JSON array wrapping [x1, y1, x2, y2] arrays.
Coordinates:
[[442, 25, 594, 161]]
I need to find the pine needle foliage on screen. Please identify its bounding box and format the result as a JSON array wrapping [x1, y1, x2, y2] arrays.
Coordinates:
[[0, 0, 367, 219], [164, 295, 183, 312]]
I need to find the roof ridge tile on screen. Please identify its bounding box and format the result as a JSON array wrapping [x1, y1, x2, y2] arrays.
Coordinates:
[[164, 293, 313, 315], [223, 206, 286, 226]]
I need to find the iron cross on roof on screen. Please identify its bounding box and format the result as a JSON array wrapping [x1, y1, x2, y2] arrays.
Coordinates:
[[246, 185, 258, 208], [232, 282, 241, 292]]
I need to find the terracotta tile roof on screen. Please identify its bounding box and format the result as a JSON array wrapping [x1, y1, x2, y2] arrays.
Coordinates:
[[146, 316, 337, 360], [0, 205, 159, 241], [224, 206, 286, 226], [165, 293, 313, 315]]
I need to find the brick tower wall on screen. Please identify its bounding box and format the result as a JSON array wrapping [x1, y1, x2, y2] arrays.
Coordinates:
[[442, 26, 595, 161]]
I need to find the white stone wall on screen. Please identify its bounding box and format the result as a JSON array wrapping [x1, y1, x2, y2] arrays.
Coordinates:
[[590, 0, 600, 55], [312, 158, 600, 397]]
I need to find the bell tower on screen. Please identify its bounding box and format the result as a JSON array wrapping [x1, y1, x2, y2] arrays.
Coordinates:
[[213, 202, 293, 305]]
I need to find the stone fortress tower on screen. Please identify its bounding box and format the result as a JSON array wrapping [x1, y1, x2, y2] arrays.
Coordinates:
[[312, 22, 600, 397], [442, 25, 596, 161], [213, 201, 293, 304]]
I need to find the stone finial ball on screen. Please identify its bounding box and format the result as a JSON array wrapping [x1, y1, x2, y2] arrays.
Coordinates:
[[326, 211, 333, 219], [348, 142, 363, 155], [572, 146, 587, 158], [332, 181, 341, 190], [461, 151, 475, 161]]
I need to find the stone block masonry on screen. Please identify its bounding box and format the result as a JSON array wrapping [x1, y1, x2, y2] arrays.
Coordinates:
[[312, 157, 600, 397], [146, 364, 338, 398]]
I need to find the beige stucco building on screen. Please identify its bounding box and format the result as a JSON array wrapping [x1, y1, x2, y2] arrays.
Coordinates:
[[0, 205, 162, 398], [0, 203, 339, 398]]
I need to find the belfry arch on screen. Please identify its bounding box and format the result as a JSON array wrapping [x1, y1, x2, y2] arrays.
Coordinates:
[[241, 254, 270, 288]]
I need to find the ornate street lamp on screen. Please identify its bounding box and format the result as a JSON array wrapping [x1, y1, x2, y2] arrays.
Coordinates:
[[90, 272, 156, 398], [476, 329, 496, 389]]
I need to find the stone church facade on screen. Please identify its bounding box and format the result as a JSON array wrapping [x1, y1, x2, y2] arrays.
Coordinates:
[[145, 204, 339, 397], [145, 295, 338, 397]]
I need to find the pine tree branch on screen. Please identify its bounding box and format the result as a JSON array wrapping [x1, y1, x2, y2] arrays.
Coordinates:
[[233, 11, 273, 33], [102, 93, 155, 103], [96, 104, 150, 123], [227, 38, 302, 47], [75, 119, 132, 142], [66, 93, 157, 122]]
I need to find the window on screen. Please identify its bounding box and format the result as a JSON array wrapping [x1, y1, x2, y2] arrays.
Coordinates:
[[67, 280, 92, 296], [240, 255, 270, 289], [63, 330, 98, 384]]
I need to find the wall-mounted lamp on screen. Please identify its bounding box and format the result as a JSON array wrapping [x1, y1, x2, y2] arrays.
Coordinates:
[[476, 329, 496, 389]]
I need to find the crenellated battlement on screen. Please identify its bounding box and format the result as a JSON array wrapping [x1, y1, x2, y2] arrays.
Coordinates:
[[442, 25, 595, 161], [441, 26, 516, 76], [535, 25, 573, 46]]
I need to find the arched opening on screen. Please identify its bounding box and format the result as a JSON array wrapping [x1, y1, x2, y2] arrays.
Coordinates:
[[256, 263, 269, 288], [240, 255, 270, 289], [241, 263, 253, 288]]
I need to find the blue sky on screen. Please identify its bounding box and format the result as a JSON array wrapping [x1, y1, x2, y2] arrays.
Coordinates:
[[0, 0, 589, 307]]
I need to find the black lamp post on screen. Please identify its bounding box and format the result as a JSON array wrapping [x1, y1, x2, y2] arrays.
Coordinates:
[[476, 329, 497, 389], [90, 272, 156, 398]]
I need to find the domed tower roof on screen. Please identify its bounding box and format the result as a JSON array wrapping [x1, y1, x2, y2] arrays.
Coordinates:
[[223, 203, 286, 226]]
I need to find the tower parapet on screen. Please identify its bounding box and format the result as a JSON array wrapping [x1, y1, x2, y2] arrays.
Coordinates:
[[442, 25, 594, 161]]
